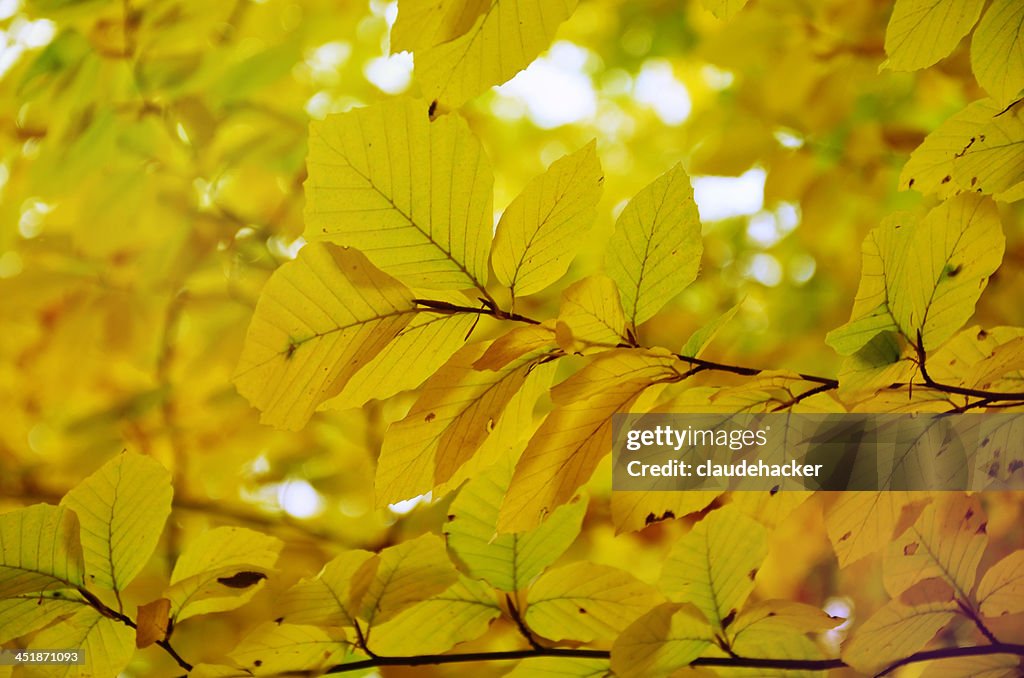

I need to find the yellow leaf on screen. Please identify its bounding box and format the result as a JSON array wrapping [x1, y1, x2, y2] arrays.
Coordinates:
[[885, 494, 987, 598], [390, 0, 489, 54], [701, 0, 750, 21], [234, 244, 417, 430], [921, 653, 1023, 677], [965, 336, 1024, 389], [499, 349, 683, 532], [884, 0, 985, 71], [360, 533, 458, 627], [280, 550, 377, 627], [605, 164, 703, 328], [473, 325, 556, 371], [731, 600, 845, 635], [730, 490, 812, 529], [971, 0, 1024, 107], [953, 102, 1024, 196], [416, 0, 578, 109], [367, 575, 500, 655], [828, 194, 1004, 353], [928, 325, 1024, 385], [900, 99, 1001, 197], [135, 597, 170, 648], [610, 602, 713, 678], [525, 562, 664, 642], [660, 505, 767, 629], [716, 601, 841, 677], [557, 274, 627, 348], [0, 592, 81, 644], [492, 140, 603, 297], [837, 332, 915, 401], [610, 491, 719, 534], [977, 550, 1024, 617], [322, 307, 475, 410], [503, 657, 611, 678], [681, 300, 743, 358], [841, 598, 956, 673], [23, 608, 135, 678], [0, 504, 85, 597], [304, 99, 493, 290], [376, 339, 552, 506], [60, 453, 172, 593], [444, 457, 586, 592], [825, 492, 928, 567], [226, 623, 347, 676], [165, 527, 283, 623]]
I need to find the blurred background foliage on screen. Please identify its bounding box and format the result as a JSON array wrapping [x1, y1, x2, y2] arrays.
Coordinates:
[[2, 0, 1024, 675]]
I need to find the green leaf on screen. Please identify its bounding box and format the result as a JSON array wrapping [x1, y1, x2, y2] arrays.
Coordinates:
[[444, 457, 587, 592], [525, 562, 664, 642], [605, 164, 703, 328], [360, 533, 458, 627], [556, 274, 627, 349], [976, 550, 1024, 617], [234, 243, 417, 430], [884, 494, 987, 599], [971, 0, 1024, 107], [24, 608, 135, 678], [226, 623, 347, 676], [0, 504, 86, 597], [165, 527, 283, 623], [375, 339, 552, 506], [611, 602, 713, 678], [952, 103, 1024, 196], [304, 98, 493, 290], [492, 140, 604, 297], [0, 592, 82, 643], [659, 505, 767, 630], [367, 575, 500, 655], [499, 349, 683, 532], [60, 453, 172, 593], [280, 550, 377, 627], [884, 0, 985, 71], [416, 0, 579, 109]]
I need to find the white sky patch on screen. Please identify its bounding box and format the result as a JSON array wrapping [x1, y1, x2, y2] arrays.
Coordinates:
[[692, 167, 766, 222], [774, 128, 805, 149], [306, 41, 352, 82], [388, 492, 431, 515], [790, 253, 817, 284], [277, 479, 325, 519], [495, 41, 597, 129], [746, 253, 782, 287], [364, 51, 412, 94], [0, 0, 20, 21], [268, 234, 306, 260], [821, 597, 854, 654], [634, 59, 691, 125]]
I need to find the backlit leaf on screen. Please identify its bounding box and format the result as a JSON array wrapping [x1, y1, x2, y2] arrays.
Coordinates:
[[304, 99, 493, 290], [165, 527, 283, 622], [492, 140, 603, 297], [610, 491, 719, 534], [226, 623, 347, 676], [605, 164, 703, 328], [681, 300, 743, 358], [525, 562, 664, 641], [825, 492, 928, 567], [0, 504, 85, 597], [60, 453, 172, 593], [24, 608, 134, 678], [557, 274, 627, 349], [952, 102, 1024, 196], [841, 598, 957, 673], [971, 0, 1024, 107], [499, 349, 683, 532], [610, 602, 713, 678], [416, 0, 578, 109], [884, 0, 985, 71], [367, 575, 500, 655], [0, 592, 82, 643], [280, 550, 377, 627], [920, 654, 1024, 677], [234, 243, 417, 430], [444, 457, 587, 592], [391, 0, 489, 54], [701, 0, 750, 21], [660, 505, 767, 629], [503, 657, 611, 678], [360, 533, 458, 627], [976, 550, 1024, 617]]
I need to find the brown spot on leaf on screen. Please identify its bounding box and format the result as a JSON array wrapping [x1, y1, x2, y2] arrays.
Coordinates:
[[578, 607, 588, 614], [839, 530, 852, 542], [747, 568, 758, 581], [908, 178, 915, 188], [428, 100, 438, 118], [941, 175, 952, 184], [904, 542, 919, 556], [217, 571, 267, 589], [978, 330, 989, 341], [424, 412, 436, 422], [254, 660, 263, 668], [977, 522, 987, 535], [1010, 460, 1023, 473], [644, 510, 676, 525], [721, 609, 737, 628]]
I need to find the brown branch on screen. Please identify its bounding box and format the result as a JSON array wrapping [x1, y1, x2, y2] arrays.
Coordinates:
[[505, 594, 543, 651], [414, 298, 542, 325], [916, 330, 1024, 402]]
